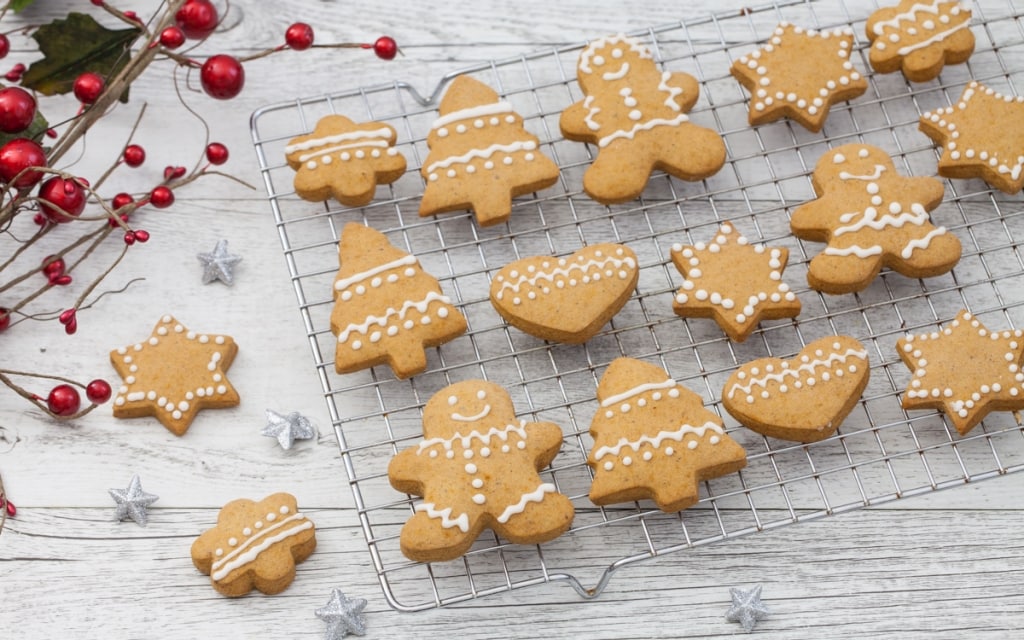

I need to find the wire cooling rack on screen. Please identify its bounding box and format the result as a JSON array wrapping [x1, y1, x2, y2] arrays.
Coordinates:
[[251, 0, 1024, 611]]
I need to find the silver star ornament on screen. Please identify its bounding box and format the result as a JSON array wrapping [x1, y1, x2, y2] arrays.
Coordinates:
[[197, 238, 242, 285], [262, 409, 316, 450], [726, 584, 769, 633], [109, 474, 159, 527], [316, 588, 367, 638]]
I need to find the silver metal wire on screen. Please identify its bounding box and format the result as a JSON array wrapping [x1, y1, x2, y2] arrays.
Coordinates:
[[251, 0, 1024, 611]]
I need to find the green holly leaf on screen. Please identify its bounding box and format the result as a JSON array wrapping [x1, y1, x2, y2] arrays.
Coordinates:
[[11, 0, 37, 11], [0, 106, 49, 149], [21, 13, 142, 103]]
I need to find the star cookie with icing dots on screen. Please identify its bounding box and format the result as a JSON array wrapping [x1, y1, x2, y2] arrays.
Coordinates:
[[897, 310, 1024, 435], [110, 315, 239, 436], [731, 22, 868, 132], [920, 81, 1024, 194], [670, 222, 801, 342]]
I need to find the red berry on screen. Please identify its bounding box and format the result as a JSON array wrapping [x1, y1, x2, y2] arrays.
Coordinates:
[[149, 185, 174, 208], [0, 34, 9, 59], [200, 55, 245, 100], [0, 307, 10, 332], [134, 229, 150, 243], [90, 0, 104, 5], [46, 384, 81, 417], [0, 87, 36, 133], [159, 26, 186, 49], [205, 142, 229, 165], [373, 36, 399, 60], [112, 192, 134, 210], [86, 379, 112, 404], [41, 255, 66, 281], [73, 72, 105, 105], [123, 230, 136, 245], [0, 138, 46, 188], [4, 499, 14, 517], [123, 11, 141, 23], [175, 0, 219, 40], [38, 177, 87, 224], [123, 144, 145, 167], [285, 23, 314, 50]]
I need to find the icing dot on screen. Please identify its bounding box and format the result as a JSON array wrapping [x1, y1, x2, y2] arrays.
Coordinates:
[[472, 479, 484, 489], [465, 463, 477, 474]]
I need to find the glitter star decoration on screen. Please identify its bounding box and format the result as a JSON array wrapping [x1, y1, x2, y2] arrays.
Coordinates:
[[670, 222, 801, 342], [897, 310, 1024, 435], [725, 584, 770, 633], [109, 474, 159, 527], [197, 238, 243, 285], [919, 81, 1024, 194], [731, 22, 868, 132], [315, 588, 367, 639], [261, 409, 316, 450]]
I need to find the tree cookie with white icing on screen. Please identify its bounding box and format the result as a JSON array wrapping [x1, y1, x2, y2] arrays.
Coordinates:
[[388, 380, 574, 562], [588, 358, 747, 512], [285, 114, 406, 207], [866, 0, 974, 83], [790, 143, 962, 294], [722, 336, 870, 443], [331, 222, 467, 379], [560, 34, 726, 204], [191, 492, 316, 597], [419, 75, 560, 226], [490, 243, 638, 344]]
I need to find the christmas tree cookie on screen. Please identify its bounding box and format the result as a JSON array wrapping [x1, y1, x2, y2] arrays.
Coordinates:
[[331, 223, 467, 379], [560, 34, 726, 204], [588, 358, 747, 512], [866, 0, 974, 83], [791, 143, 962, 294], [388, 380, 574, 562], [419, 75, 559, 226], [285, 114, 406, 207]]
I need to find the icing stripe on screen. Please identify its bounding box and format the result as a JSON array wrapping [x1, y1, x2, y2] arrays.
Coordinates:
[[726, 348, 868, 398], [823, 244, 883, 257], [425, 140, 537, 173], [417, 422, 527, 453], [211, 513, 309, 580], [583, 95, 601, 131], [592, 422, 724, 460], [579, 34, 651, 75], [285, 127, 393, 154], [495, 254, 636, 297], [432, 102, 513, 130], [897, 21, 971, 56], [600, 378, 677, 407], [298, 140, 389, 163], [496, 483, 556, 523], [658, 71, 684, 110], [334, 255, 417, 292], [415, 503, 470, 532], [598, 114, 689, 147], [901, 227, 948, 258], [871, 1, 948, 35], [336, 291, 452, 343], [832, 206, 929, 236]]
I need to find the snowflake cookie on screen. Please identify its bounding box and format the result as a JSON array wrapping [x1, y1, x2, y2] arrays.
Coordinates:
[[790, 143, 962, 294], [388, 380, 574, 562], [866, 0, 974, 82], [560, 34, 726, 204]]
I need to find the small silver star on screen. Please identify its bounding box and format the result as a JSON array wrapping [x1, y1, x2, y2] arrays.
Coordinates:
[[726, 584, 769, 633], [109, 474, 159, 527], [316, 588, 367, 638], [197, 238, 242, 285], [261, 409, 316, 450]]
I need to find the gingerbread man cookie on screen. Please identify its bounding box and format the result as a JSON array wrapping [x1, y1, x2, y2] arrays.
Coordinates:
[[919, 81, 1024, 194], [731, 22, 867, 133], [285, 114, 406, 207], [388, 380, 574, 562], [866, 0, 974, 82], [419, 75, 560, 226], [588, 358, 747, 513], [560, 34, 725, 204], [191, 493, 316, 597], [790, 144, 962, 294]]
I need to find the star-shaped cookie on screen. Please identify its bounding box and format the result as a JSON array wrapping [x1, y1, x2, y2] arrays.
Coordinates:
[[731, 22, 867, 132], [897, 310, 1024, 435], [670, 222, 800, 341], [920, 81, 1024, 194], [110, 315, 239, 436]]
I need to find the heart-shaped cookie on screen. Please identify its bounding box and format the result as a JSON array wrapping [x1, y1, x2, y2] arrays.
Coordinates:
[[490, 243, 638, 344], [721, 336, 869, 442]]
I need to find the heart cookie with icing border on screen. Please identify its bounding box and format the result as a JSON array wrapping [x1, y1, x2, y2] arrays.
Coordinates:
[[489, 243, 638, 344], [721, 336, 870, 442]]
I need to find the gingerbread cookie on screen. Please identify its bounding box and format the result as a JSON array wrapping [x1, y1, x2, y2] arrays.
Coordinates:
[[722, 336, 869, 443], [419, 76, 560, 226], [490, 243, 638, 344], [866, 0, 974, 82], [331, 222, 467, 379], [388, 380, 574, 562], [919, 81, 1024, 194], [790, 144, 961, 294], [730, 22, 867, 133], [559, 34, 725, 204], [109, 315, 239, 436], [588, 358, 747, 512], [285, 114, 406, 207], [671, 223, 800, 342], [897, 310, 1024, 435], [191, 493, 316, 597]]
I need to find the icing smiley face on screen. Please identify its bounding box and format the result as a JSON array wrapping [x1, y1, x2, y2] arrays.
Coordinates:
[[448, 388, 492, 422]]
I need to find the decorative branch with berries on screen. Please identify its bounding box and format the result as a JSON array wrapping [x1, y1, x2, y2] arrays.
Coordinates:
[[0, 0, 398, 420]]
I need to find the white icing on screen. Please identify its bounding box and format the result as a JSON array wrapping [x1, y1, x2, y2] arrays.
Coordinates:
[[839, 164, 886, 181], [598, 114, 689, 148], [602, 62, 630, 81], [432, 102, 513, 130], [336, 291, 453, 344], [600, 378, 677, 407], [285, 127, 393, 154], [415, 503, 469, 532], [832, 204, 929, 236], [494, 251, 635, 298], [496, 483, 557, 523], [452, 404, 492, 423], [425, 140, 537, 174], [417, 421, 527, 454], [901, 227, 948, 258], [579, 34, 650, 75], [898, 20, 970, 56], [583, 95, 601, 131], [298, 140, 388, 164], [657, 71, 684, 110], [726, 347, 868, 399], [334, 255, 417, 292], [210, 513, 311, 581], [592, 421, 724, 460]]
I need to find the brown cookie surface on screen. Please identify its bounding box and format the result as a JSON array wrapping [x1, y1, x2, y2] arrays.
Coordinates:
[[866, 0, 974, 82]]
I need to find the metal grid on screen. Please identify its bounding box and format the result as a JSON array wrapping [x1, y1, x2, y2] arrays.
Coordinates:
[[251, 0, 1024, 611]]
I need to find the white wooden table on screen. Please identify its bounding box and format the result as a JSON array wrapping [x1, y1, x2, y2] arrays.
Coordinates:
[[3, 1, 1023, 637]]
